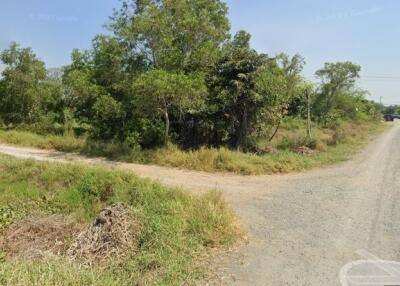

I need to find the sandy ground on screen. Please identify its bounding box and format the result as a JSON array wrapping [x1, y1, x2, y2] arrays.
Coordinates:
[[0, 123, 399, 285]]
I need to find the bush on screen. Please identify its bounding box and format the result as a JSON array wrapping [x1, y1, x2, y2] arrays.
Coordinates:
[[319, 110, 344, 129], [0, 120, 386, 175], [24, 113, 63, 135], [81, 140, 133, 160], [124, 132, 141, 151], [91, 95, 126, 140]]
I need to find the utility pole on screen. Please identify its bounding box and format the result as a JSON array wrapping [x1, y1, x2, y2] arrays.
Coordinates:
[[306, 89, 312, 139]]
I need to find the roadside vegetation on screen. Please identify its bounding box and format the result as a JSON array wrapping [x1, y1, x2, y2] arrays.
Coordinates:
[[0, 119, 384, 175], [0, 0, 383, 176], [0, 154, 239, 285], [0, 0, 386, 283]]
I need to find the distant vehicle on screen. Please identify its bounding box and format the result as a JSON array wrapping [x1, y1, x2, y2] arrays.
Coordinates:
[[384, 114, 400, 121]]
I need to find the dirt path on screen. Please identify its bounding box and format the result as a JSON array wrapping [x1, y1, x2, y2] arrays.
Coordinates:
[[0, 123, 399, 285]]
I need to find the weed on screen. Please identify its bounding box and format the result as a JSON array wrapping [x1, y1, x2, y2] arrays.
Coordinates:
[[0, 120, 386, 175], [0, 155, 238, 285]]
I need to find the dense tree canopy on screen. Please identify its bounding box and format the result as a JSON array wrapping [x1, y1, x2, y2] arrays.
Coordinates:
[[0, 0, 380, 151], [0, 42, 63, 126], [207, 31, 268, 149], [133, 69, 206, 143], [109, 0, 230, 72], [313, 61, 362, 122]]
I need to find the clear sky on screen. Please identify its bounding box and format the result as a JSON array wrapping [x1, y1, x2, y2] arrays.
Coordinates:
[[1, 0, 399, 104]]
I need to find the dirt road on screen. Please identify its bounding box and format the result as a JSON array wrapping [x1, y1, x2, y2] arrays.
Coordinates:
[[0, 123, 399, 285]]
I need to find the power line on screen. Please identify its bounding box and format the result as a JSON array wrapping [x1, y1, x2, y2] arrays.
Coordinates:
[[360, 75, 400, 79], [305, 75, 400, 82], [359, 79, 400, 83]]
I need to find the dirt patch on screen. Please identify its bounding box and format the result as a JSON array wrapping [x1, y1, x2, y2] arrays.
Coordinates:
[[0, 215, 81, 259], [67, 203, 140, 264]]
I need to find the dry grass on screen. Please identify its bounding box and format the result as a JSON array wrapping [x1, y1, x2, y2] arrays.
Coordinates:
[[137, 120, 385, 174], [0, 156, 239, 285], [0, 119, 386, 175], [0, 215, 81, 259], [67, 203, 140, 265]]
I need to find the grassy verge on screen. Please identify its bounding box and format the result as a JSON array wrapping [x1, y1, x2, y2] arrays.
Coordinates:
[[0, 120, 386, 175], [0, 155, 239, 285]]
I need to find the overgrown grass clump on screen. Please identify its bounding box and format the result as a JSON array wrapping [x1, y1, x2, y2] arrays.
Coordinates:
[[0, 120, 386, 175], [0, 155, 239, 285], [0, 129, 84, 152]]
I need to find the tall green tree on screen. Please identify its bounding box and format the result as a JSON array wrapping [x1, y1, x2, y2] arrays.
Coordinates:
[[91, 94, 127, 140], [314, 61, 361, 120], [109, 0, 230, 72], [0, 42, 47, 124], [133, 70, 206, 144], [208, 31, 268, 150], [62, 49, 106, 123], [265, 53, 305, 140]]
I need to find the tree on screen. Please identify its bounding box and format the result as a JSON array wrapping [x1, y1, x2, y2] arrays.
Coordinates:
[[265, 53, 305, 141], [92, 95, 126, 140], [133, 70, 205, 144], [383, 105, 400, 115], [207, 32, 307, 149], [92, 35, 128, 93], [0, 42, 47, 124], [109, 0, 230, 72], [63, 69, 105, 122], [314, 61, 361, 120], [62, 49, 106, 123], [208, 31, 268, 150], [254, 63, 290, 142]]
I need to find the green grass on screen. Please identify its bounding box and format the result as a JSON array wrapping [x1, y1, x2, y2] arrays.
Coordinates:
[[0, 120, 386, 175], [0, 155, 239, 285], [0, 129, 84, 152]]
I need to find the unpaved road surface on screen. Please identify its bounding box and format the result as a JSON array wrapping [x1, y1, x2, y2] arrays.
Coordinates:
[[0, 123, 400, 285]]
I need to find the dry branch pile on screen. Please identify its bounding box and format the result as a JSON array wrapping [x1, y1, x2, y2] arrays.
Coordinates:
[[0, 215, 81, 258], [67, 203, 140, 264], [0, 203, 140, 264]]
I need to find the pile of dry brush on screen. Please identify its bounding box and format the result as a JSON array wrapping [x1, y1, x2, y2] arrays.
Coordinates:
[[0, 203, 141, 265]]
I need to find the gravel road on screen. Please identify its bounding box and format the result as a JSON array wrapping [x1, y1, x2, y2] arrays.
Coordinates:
[[0, 123, 399, 285]]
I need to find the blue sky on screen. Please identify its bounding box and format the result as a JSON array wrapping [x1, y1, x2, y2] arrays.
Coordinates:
[[1, 0, 399, 104]]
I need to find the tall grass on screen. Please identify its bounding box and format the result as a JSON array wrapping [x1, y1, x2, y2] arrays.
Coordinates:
[[0, 155, 239, 285], [0, 120, 386, 175], [0, 129, 84, 152]]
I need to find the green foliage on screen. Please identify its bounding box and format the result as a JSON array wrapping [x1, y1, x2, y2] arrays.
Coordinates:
[[0, 129, 84, 153], [207, 31, 268, 150], [53, 0, 231, 146], [62, 69, 104, 122], [382, 104, 400, 115], [313, 61, 369, 124], [109, 0, 230, 72], [92, 95, 126, 140], [0, 0, 381, 156], [206, 33, 307, 150], [0, 42, 47, 124], [133, 69, 206, 143], [0, 120, 385, 175]]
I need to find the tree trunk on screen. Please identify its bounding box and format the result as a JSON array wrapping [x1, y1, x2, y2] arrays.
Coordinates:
[[307, 90, 312, 139], [164, 110, 170, 145], [269, 119, 281, 142], [236, 107, 248, 151]]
